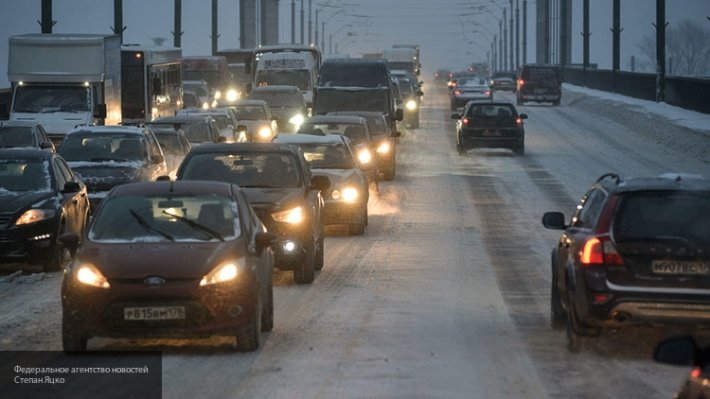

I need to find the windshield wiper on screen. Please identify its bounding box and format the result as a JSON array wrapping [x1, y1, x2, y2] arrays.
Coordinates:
[[129, 209, 175, 242], [161, 210, 225, 242]]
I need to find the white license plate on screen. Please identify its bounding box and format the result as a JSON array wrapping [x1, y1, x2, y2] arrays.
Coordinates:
[[124, 306, 186, 320], [481, 130, 503, 136], [651, 261, 710, 276]]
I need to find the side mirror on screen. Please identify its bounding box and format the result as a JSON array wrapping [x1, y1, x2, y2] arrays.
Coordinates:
[[58, 233, 80, 257], [156, 175, 171, 181], [310, 175, 331, 192], [391, 131, 402, 138], [152, 154, 165, 164], [519, 113, 528, 119], [93, 104, 107, 119], [217, 136, 227, 143], [450, 113, 460, 120], [255, 231, 278, 252], [395, 108, 404, 121], [542, 212, 566, 230], [653, 336, 699, 366], [62, 181, 81, 193]]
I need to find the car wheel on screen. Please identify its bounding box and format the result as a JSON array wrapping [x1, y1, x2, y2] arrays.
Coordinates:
[[411, 114, 420, 128], [314, 226, 325, 271], [514, 142, 525, 157], [456, 140, 466, 156], [550, 284, 565, 330], [62, 317, 88, 352], [565, 300, 601, 353], [293, 241, 315, 284], [261, 280, 274, 332], [44, 224, 67, 272], [236, 293, 261, 352], [552, 98, 561, 106], [450, 101, 457, 111]]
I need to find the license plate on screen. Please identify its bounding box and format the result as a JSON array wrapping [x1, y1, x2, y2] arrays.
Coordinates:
[[481, 130, 503, 137], [124, 306, 186, 320], [651, 260, 710, 276]]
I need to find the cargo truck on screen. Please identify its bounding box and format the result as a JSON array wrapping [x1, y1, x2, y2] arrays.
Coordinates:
[[8, 34, 122, 143]]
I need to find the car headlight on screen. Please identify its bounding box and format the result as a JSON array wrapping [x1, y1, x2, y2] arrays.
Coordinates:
[[213, 90, 222, 100], [15, 209, 56, 226], [332, 186, 359, 202], [357, 148, 373, 165], [406, 99, 417, 111], [272, 206, 304, 224], [376, 141, 391, 154], [226, 89, 239, 102], [75, 263, 110, 289], [289, 114, 305, 127], [201, 101, 210, 110], [257, 126, 274, 140], [200, 259, 243, 286]]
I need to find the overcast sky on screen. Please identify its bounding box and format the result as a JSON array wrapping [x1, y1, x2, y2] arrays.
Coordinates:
[[0, 0, 708, 86]]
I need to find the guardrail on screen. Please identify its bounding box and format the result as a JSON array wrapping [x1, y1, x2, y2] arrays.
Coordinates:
[[562, 66, 710, 114]]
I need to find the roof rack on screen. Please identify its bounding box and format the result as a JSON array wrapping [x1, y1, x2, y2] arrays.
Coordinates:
[[595, 173, 622, 184]]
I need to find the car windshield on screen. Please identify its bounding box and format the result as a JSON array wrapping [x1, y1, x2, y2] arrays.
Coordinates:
[[255, 70, 311, 91], [58, 134, 146, 162], [12, 85, 91, 113], [234, 105, 268, 120], [466, 104, 516, 119], [0, 126, 36, 148], [0, 159, 51, 192], [300, 123, 368, 145], [248, 91, 302, 107], [89, 194, 240, 243], [613, 192, 710, 244], [155, 133, 182, 156], [181, 152, 302, 188], [299, 143, 355, 169]]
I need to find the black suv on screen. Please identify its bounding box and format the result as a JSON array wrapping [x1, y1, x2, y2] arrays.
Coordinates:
[[177, 143, 330, 284], [516, 64, 561, 106], [543, 173, 710, 352], [451, 101, 527, 156]]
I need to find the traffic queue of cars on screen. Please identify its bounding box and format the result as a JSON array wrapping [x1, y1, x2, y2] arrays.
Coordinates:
[[0, 51, 414, 354]]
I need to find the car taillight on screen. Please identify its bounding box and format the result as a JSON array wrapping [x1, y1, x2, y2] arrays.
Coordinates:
[[462, 117, 469, 125], [485, 90, 491, 96], [579, 235, 624, 266], [516, 117, 523, 125], [454, 90, 461, 96], [518, 79, 525, 86], [691, 368, 702, 379]]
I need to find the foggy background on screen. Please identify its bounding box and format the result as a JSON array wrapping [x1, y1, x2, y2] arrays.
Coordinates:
[[0, 0, 708, 87]]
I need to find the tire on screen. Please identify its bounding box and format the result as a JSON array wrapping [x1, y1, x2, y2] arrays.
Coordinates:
[[44, 224, 67, 272], [550, 284, 565, 330], [382, 167, 395, 181], [236, 295, 261, 352], [62, 317, 88, 352], [514, 141, 525, 157], [293, 241, 315, 284], [450, 101, 457, 111], [261, 281, 274, 332], [314, 226, 325, 271], [565, 300, 601, 353], [552, 98, 561, 106], [456, 138, 466, 156]]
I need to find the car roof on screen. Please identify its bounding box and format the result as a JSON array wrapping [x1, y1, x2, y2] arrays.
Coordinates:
[[232, 99, 268, 107], [326, 111, 385, 119], [249, 85, 300, 93], [67, 125, 146, 135], [274, 134, 348, 145], [596, 173, 710, 193], [0, 148, 53, 159], [323, 58, 386, 65], [151, 115, 216, 124], [304, 115, 367, 125], [110, 181, 236, 197], [188, 142, 302, 155]]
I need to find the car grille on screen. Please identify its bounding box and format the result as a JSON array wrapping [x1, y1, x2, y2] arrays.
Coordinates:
[[0, 212, 13, 226]]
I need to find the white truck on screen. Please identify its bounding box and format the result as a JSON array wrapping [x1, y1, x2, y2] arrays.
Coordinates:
[[8, 34, 122, 142], [382, 47, 418, 76], [252, 45, 321, 107]]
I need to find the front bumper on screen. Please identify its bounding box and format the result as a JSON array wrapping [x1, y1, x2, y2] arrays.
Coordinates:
[[253, 213, 313, 271], [323, 200, 365, 225], [0, 218, 59, 264]]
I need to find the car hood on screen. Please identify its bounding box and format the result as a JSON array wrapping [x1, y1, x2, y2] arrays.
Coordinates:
[[0, 190, 55, 215], [241, 187, 304, 209], [69, 161, 144, 192], [311, 168, 361, 187], [77, 239, 243, 280]]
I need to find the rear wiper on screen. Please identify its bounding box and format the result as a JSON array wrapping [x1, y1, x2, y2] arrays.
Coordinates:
[[129, 209, 175, 241], [161, 210, 225, 242]]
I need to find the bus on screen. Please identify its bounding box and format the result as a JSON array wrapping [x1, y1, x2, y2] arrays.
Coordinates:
[[121, 46, 182, 124], [181, 55, 232, 102]]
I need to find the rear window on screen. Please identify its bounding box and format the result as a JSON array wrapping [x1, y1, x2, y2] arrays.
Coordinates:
[[522, 67, 559, 81], [466, 104, 516, 118], [613, 192, 710, 243], [318, 62, 389, 88]]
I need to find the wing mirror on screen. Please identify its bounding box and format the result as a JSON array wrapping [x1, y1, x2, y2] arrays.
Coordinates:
[[542, 212, 566, 230]]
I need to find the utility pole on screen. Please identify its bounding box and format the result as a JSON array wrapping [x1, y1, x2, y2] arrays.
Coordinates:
[[493, 34, 498, 72], [211, 0, 219, 55], [611, 0, 622, 71], [559, 0, 570, 67], [509, 0, 514, 71], [291, 0, 296, 44], [499, 20, 503, 70], [503, 10, 508, 70], [111, 0, 126, 43], [321, 21, 325, 50], [172, 0, 183, 47], [655, 0, 666, 102], [581, 0, 590, 70], [315, 9, 319, 48], [300, 0, 305, 44], [515, 0, 520, 70], [39, 0, 56, 33], [308, 0, 312, 44], [522, 0, 527, 65]]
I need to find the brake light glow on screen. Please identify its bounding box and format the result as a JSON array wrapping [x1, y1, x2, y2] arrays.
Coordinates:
[[580, 235, 624, 266], [691, 368, 702, 379], [518, 79, 525, 86], [454, 90, 461, 96], [485, 90, 491, 96], [462, 117, 469, 125], [516, 117, 523, 125]]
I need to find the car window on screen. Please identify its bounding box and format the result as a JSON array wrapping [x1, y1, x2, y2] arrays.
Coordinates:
[[58, 133, 146, 162], [572, 189, 607, 228], [52, 158, 69, 189], [299, 143, 355, 169], [0, 126, 36, 148], [0, 159, 51, 192], [466, 105, 516, 118]]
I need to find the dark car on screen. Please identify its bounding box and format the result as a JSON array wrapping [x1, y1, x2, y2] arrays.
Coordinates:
[[274, 134, 369, 235], [247, 85, 307, 133], [0, 121, 55, 152], [148, 115, 224, 147], [176, 143, 330, 284], [449, 77, 492, 111], [542, 173, 710, 353], [151, 126, 192, 176], [60, 181, 275, 352], [395, 76, 422, 128], [654, 335, 710, 399], [452, 101, 527, 156], [326, 111, 400, 181], [298, 115, 378, 188], [516, 64, 561, 105], [58, 125, 168, 210], [489, 71, 517, 92], [228, 99, 277, 143], [0, 149, 89, 271]]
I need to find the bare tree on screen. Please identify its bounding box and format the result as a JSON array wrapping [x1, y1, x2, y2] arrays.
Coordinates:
[[636, 18, 710, 76]]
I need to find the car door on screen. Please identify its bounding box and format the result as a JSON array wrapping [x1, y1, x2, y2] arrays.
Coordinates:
[[53, 157, 85, 236], [145, 130, 168, 179]]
